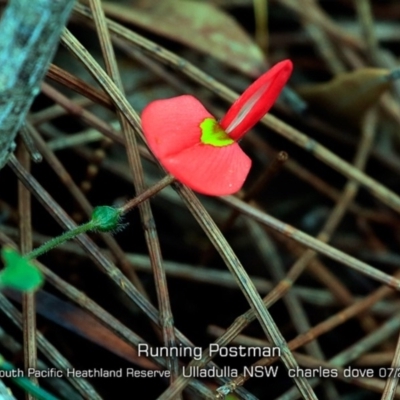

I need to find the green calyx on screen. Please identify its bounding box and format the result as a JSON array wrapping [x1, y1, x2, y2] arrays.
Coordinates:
[[200, 118, 234, 147], [91, 206, 122, 232]]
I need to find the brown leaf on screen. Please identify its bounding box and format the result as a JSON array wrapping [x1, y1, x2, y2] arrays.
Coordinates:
[[102, 0, 266, 77], [297, 68, 392, 127], [5, 289, 159, 370]]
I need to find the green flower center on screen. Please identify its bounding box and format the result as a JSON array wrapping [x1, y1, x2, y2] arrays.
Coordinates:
[[200, 118, 234, 147]]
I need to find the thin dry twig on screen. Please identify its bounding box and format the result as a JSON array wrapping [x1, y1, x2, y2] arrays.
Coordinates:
[[87, 0, 180, 384], [73, 3, 400, 215], [381, 330, 400, 400], [3, 3, 400, 399], [60, 23, 319, 399], [0, 229, 216, 400], [8, 155, 257, 400], [0, 293, 102, 399], [28, 101, 149, 303], [17, 137, 37, 398], [213, 267, 400, 393], [221, 195, 400, 290]]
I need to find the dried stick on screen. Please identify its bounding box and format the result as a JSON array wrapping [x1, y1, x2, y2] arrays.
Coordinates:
[[214, 268, 400, 393], [381, 330, 400, 400], [61, 24, 318, 399], [17, 137, 37, 399], [8, 156, 257, 400], [0, 230, 216, 400], [73, 3, 400, 215], [0, 293, 102, 399], [27, 123, 149, 299], [87, 0, 180, 383]]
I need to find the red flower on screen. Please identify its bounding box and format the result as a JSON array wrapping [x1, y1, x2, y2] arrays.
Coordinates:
[[141, 60, 293, 196]]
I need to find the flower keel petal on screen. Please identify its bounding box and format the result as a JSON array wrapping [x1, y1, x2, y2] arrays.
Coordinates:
[[220, 60, 293, 140]]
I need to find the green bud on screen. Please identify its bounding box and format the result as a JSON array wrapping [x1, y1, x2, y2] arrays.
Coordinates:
[[91, 206, 122, 232], [0, 247, 43, 291]]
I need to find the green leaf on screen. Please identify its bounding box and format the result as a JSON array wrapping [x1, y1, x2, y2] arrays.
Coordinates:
[[0, 247, 43, 291]]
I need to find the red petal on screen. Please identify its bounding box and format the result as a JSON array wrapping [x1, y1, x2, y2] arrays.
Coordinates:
[[220, 60, 293, 140], [142, 94, 251, 195], [142, 95, 213, 159], [162, 143, 251, 195]]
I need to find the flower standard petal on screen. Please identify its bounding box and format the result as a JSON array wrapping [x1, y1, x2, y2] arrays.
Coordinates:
[[220, 59, 293, 140], [142, 95, 214, 159], [142, 94, 251, 195], [162, 143, 251, 196]]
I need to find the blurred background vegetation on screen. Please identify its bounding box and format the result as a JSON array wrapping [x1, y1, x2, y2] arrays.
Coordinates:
[[1, 0, 400, 399]]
